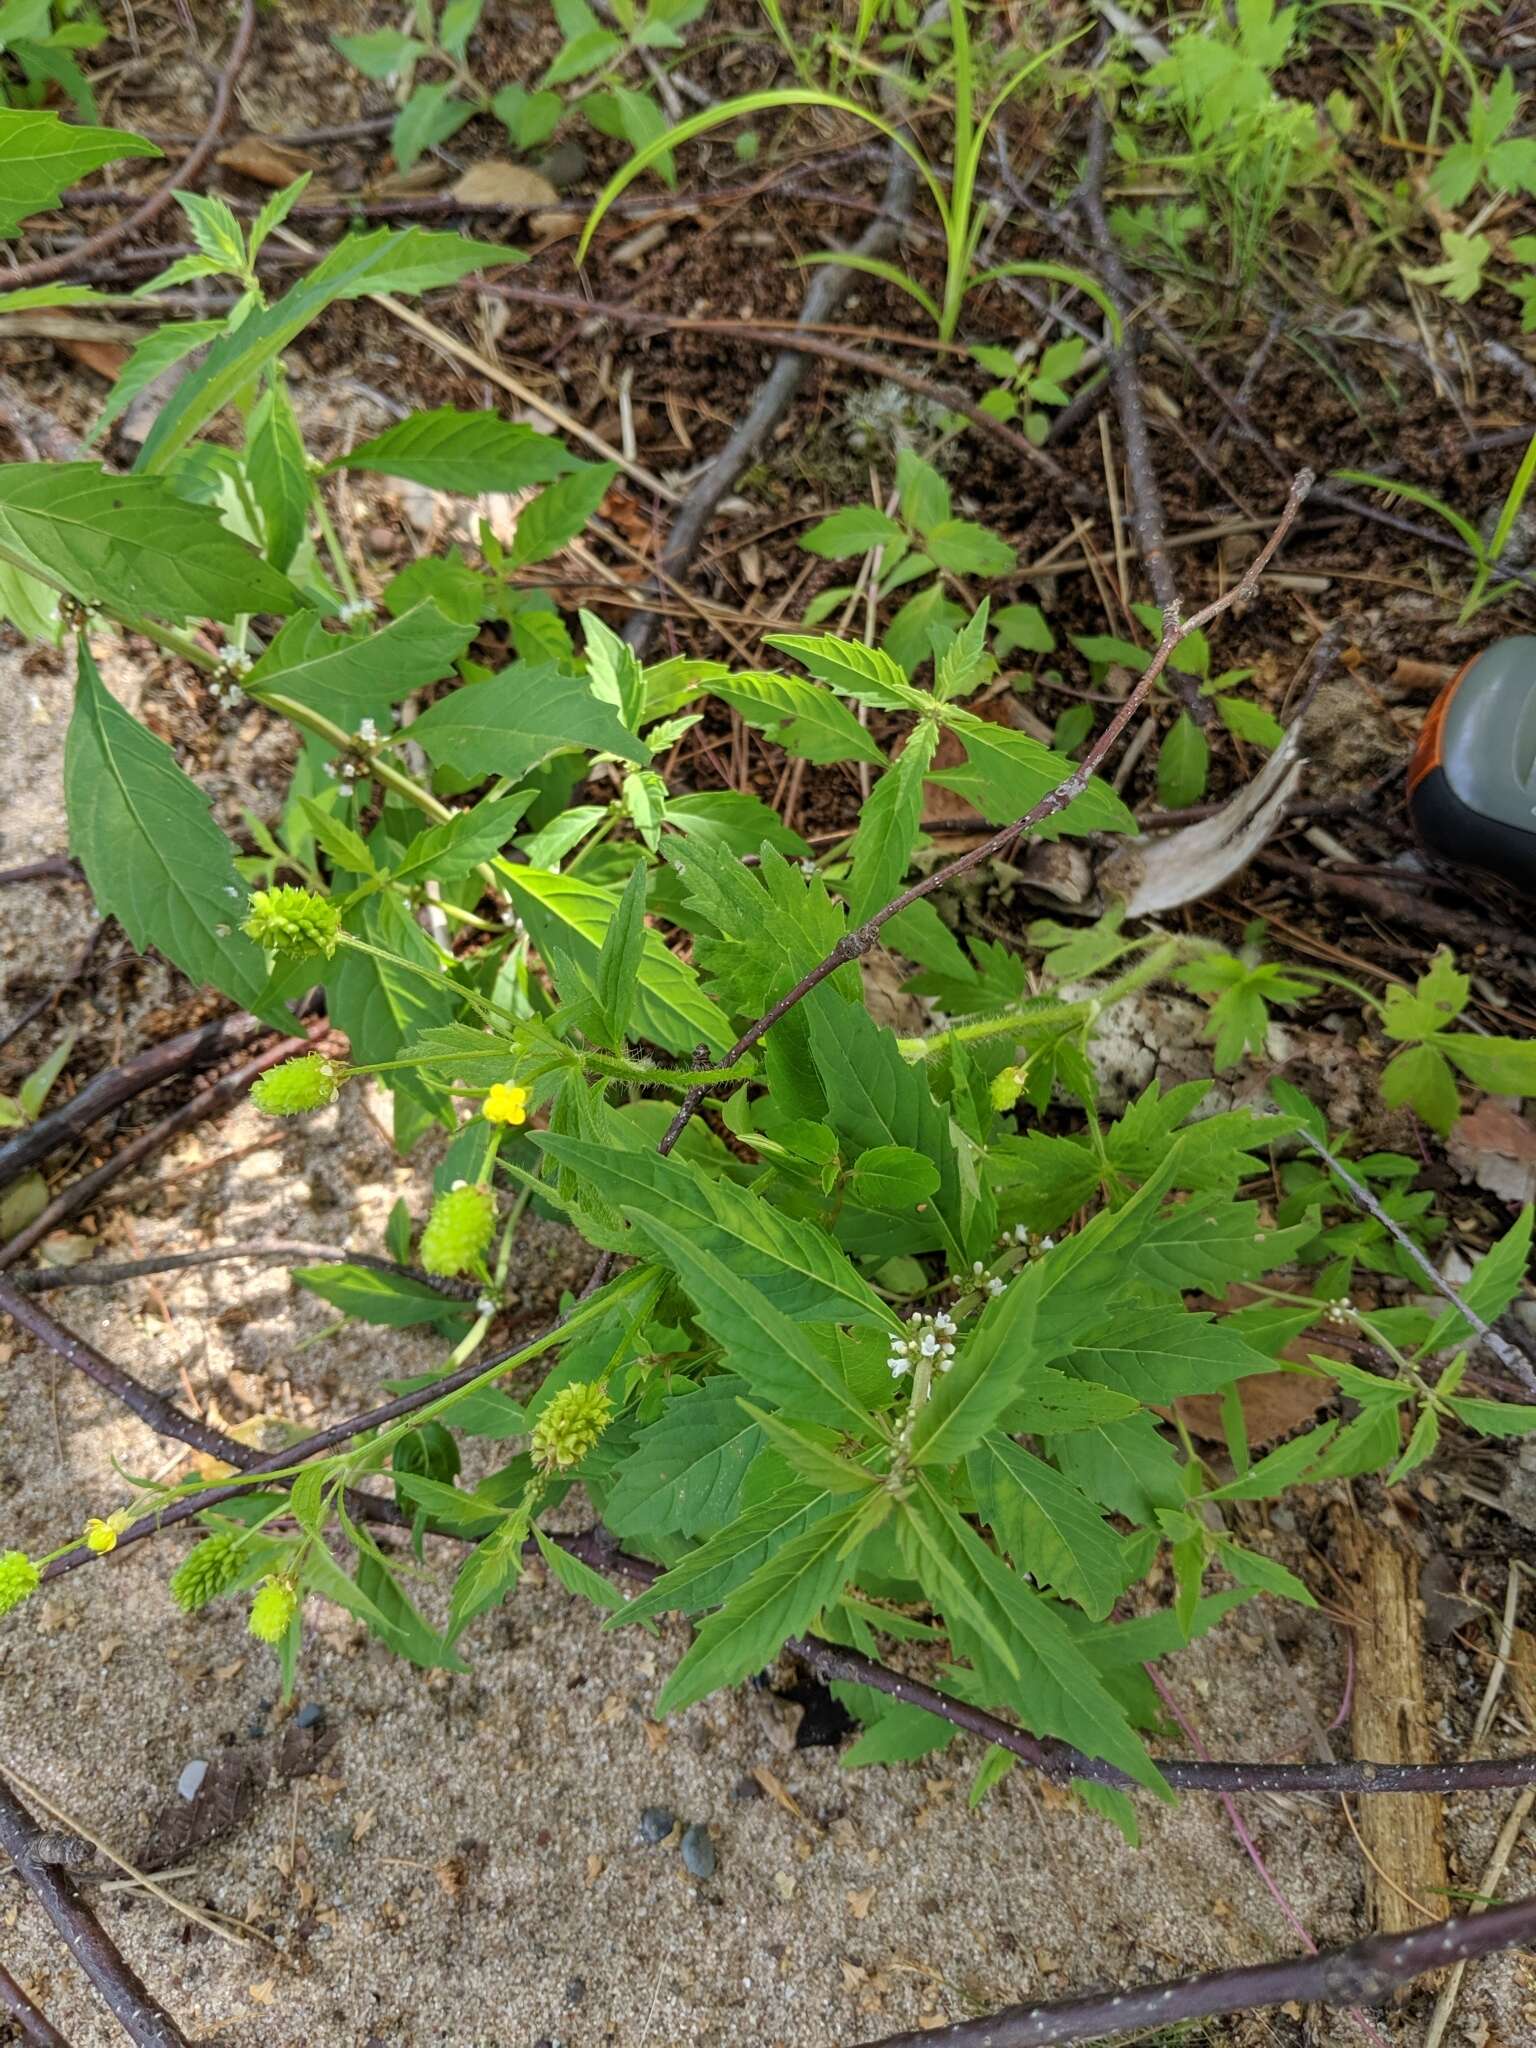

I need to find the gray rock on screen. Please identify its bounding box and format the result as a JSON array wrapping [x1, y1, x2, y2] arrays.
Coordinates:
[[176, 1760, 207, 1801], [680, 1823, 716, 1879], [638, 1806, 674, 1844], [295, 1702, 325, 1729]]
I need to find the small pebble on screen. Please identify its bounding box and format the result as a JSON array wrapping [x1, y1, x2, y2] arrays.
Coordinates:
[[564, 1978, 587, 2007], [680, 1823, 716, 1879], [295, 1702, 325, 1730], [176, 1760, 207, 1802], [730, 1773, 763, 1802], [638, 1806, 675, 1844]]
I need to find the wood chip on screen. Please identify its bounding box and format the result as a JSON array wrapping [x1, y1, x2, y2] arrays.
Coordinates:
[[451, 161, 559, 209], [217, 136, 321, 187]]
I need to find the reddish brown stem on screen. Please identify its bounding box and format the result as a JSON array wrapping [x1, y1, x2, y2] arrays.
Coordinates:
[[855, 1895, 1536, 2048], [0, 1963, 72, 2048], [0, 1778, 190, 2048]]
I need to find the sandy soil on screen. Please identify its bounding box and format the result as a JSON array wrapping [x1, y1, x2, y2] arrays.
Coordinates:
[[3, 656, 1535, 2048]]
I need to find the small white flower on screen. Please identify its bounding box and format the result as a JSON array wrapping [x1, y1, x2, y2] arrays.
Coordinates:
[[216, 643, 253, 677], [918, 1331, 939, 1359], [475, 1294, 496, 1315], [338, 597, 376, 625], [972, 1261, 986, 1279], [357, 717, 379, 746], [986, 1276, 1005, 1297], [799, 858, 818, 877]]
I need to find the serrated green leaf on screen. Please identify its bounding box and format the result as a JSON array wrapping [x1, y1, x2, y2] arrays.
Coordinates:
[[603, 1383, 763, 1542], [846, 722, 937, 921], [801, 504, 905, 558], [246, 603, 475, 720], [333, 407, 578, 495], [594, 857, 647, 1047], [0, 462, 298, 623], [507, 464, 616, 567], [655, 1498, 862, 1714], [293, 1263, 460, 1327], [633, 1214, 882, 1437], [504, 864, 731, 1052], [1067, 1306, 1274, 1400], [404, 661, 646, 780], [710, 669, 884, 766], [0, 107, 157, 237], [246, 381, 311, 571], [970, 1435, 1128, 1618], [88, 320, 221, 444], [614, 1485, 833, 1625], [388, 792, 533, 885], [138, 227, 523, 473], [65, 641, 272, 1010], [931, 705, 1135, 836], [764, 631, 925, 709], [1381, 1042, 1460, 1135], [536, 1131, 892, 1326]]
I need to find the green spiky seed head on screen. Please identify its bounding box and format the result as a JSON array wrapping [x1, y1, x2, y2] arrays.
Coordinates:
[[419, 1183, 495, 1277], [250, 1054, 342, 1118], [169, 1531, 245, 1613], [248, 1576, 299, 1644], [531, 1380, 613, 1472], [242, 886, 341, 959], [0, 1551, 40, 1618]]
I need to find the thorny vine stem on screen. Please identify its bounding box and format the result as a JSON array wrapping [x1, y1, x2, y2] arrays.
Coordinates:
[[0, 1777, 190, 2048], [0, 1963, 72, 2048], [852, 1894, 1536, 2048], [0, 1, 256, 292], [1292, 1124, 1536, 1395]]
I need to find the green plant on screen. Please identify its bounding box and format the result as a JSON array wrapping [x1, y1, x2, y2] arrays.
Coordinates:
[[797, 445, 1021, 670], [1110, 0, 1340, 299], [1335, 430, 1536, 623], [333, 0, 710, 176], [0, 0, 102, 118], [4, 107, 1536, 1809], [1071, 601, 1282, 808], [579, 0, 1106, 344]]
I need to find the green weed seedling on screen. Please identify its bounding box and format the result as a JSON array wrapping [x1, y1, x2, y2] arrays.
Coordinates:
[[1, 97, 1533, 1816], [334, 0, 709, 178]]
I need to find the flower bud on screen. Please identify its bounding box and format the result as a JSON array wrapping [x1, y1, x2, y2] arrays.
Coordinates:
[[531, 1380, 613, 1472], [0, 1551, 40, 1618], [169, 1530, 245, 1613], [242, 886, 341, 960], [419, 1183, 495, 1277], [251, 1054, 342, 1117], [248, 1577, 300, 1644]]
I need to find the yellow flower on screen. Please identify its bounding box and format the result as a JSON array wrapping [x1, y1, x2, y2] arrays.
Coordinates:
[[83, 1515, 126, 1555], [484, 1081, 531, 1127]]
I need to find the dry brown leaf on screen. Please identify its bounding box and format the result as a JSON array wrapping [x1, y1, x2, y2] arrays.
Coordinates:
[[1448, 1098, 1536, 1204], [1173, 1369, 1335, 1447], [351, 1808, 377, 1844], [847, 1889, 874, 1919], [247, 1980, 276, 2006], [217, 135, 321, 187], [57, 336, 128, 381], [451, 160, 559, 208]]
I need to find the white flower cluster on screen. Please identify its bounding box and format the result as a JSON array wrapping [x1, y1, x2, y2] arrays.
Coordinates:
[[210, 643, 253, 710], [322, 757, 359, 793], [338, 598, 377, 625], [357, 716, 379, 746], [887, 1308, 958, 1379]]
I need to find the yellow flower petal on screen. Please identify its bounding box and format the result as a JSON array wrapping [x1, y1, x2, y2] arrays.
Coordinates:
[[484, 1081, 530, 1127]]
